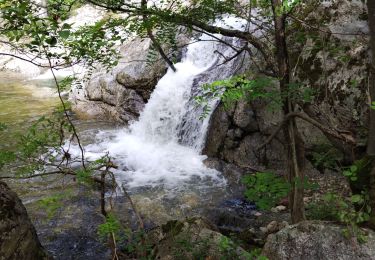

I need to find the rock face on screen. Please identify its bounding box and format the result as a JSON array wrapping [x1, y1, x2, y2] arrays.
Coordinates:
[[262, 221, 375, 260], [203, 98, 288, 173], [71, 37, 168, 123], [203, 0, 369, 175], [0, 181, 49, 259], [291, 0, 369, 159]]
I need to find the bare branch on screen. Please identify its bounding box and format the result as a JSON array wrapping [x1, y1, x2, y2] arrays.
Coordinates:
[[257, 112, 356, 150]]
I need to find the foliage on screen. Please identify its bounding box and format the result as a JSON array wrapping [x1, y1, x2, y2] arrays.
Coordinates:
[[37, 193, 65, 219], [306, 198, 341, 222], [218, 236, 268, 260], [308, 144, 343, 172], [196, 75, 316, 119], [97, 213, 123, 241], [242, 171, 318, 210], [98, 214, 153, 258], [46, 0, 82, 20], [196, 76, 276, 118], [0, 0, 121, 80], [307, 192, 371, 243], [1, 0, 369, 256], [242, 172, 290, 210], [0, 114, 69, 176], [343, 165, 359, 182]]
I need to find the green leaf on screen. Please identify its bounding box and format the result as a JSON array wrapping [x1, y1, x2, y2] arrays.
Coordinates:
[[58, 30, 70, 39], [351, 194, 362, 203]]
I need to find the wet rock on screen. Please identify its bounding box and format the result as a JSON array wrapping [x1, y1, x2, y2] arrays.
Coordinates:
[[221, 162, 247, 188], [0, 181, 49, 259], [202, 197, 257, 236], [263, 221, 375, 260], [203, 157, 224, 172], [11, 179, 112, 260]]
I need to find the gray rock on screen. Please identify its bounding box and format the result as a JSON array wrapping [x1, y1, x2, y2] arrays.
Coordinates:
[[262, 221, 375, 260], [72, 37, 168, 123], [0, 181, 49, 259], [233, 99, 258, 132], [148, 217, 249, 260], [203, 105, 231, 157], [276, 205, 287, 212], [266, 221, 279, 234]]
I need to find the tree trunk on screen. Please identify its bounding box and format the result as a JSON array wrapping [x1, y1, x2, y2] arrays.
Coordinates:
[[271, 0, 306, 223], [366, 0, 375, 229]]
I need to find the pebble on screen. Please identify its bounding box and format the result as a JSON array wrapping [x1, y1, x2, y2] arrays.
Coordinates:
[[276, 205, 287, 212], [266, 221, 279, 233], [260, 227, 268, 234]]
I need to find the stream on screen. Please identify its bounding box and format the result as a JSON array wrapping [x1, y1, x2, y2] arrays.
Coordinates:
[[0, 15, 259, 259]]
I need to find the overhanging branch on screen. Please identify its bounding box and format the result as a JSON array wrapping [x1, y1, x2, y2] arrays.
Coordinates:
[[257, 112, 356, 150]]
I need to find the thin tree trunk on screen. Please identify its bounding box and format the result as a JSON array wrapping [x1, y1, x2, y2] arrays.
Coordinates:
[[366, 0, 375, 228], [271, 0, 305, 223]]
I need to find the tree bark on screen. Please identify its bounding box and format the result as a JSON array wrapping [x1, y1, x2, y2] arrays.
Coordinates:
[[271, 0, 306, 223], [366, 0, 375, 229]]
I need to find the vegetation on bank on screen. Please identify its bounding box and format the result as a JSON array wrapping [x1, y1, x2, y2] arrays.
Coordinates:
[[0, 0, 375, 259]]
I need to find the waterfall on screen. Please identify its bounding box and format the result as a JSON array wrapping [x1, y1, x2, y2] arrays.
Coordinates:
[[75, 17, 249, 190]]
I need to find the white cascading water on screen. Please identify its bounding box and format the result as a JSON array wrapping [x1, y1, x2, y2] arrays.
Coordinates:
[[74, 17, 248, 190]]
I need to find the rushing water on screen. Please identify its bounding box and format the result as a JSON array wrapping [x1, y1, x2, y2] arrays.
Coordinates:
[[1, 14, 251, 225], [67, 17, 248, 196]]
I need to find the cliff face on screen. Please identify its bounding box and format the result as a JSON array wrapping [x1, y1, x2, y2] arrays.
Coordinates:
[[203, 0, 369, 173], [0, 181, 49, 259]]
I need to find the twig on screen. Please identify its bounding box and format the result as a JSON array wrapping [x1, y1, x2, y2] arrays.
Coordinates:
[[0, 170, 105, 184], [288, 14, 368, 37], [45, 54, 87, 170], [121, 184, 144, 230], [141, 0, 176, 72]]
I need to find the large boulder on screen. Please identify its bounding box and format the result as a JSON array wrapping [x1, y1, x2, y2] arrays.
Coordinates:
[[262, 221, 375, 260], [71, 37, 169, 123], [204, 98, 287, 174], [148, 217, 250, 260], [71, 38, 166, 123], [0, 181, 49, 259]]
